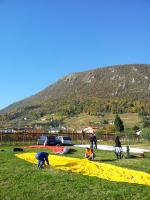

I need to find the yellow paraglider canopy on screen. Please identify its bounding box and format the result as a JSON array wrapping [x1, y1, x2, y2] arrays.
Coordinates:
[[16, 153, 150, 186]]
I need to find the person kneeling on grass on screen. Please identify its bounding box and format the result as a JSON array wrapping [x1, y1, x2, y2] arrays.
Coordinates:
[[35, 152, 50, 168], [85, 147, 95, 160]]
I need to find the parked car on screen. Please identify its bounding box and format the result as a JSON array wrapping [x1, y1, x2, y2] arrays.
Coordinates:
[[48, 128, 60, 134], [56, 136, 72, 145], [37, 135, 61, 146]]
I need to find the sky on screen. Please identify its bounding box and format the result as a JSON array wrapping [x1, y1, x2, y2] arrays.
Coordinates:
[[0, 0, 150, 110]]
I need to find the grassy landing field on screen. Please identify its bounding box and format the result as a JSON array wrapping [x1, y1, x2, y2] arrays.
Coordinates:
[[0, 146, 150, 200]]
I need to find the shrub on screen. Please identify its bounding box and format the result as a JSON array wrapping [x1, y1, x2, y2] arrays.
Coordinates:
[[142, 128, 150, 141], [132, 125, 140, 131]]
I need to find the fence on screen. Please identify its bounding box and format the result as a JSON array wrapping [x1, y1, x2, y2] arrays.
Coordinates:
[[0, 132, 141, 144], [0, 132, 117, 142]]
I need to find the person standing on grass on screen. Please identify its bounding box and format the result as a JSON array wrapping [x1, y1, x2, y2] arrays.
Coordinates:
[[35, 152, 50, 168], [89, 133, 94, 149], [44, 137, 48, 146], [93, 133, 97, 149], [115, 136, 122, 159]]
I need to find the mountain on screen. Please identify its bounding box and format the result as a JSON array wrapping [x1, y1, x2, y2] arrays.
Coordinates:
[[1, 64, 150, 126]]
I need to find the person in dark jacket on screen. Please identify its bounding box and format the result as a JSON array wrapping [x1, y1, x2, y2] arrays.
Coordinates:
[[89, 133, 94, 149], [93, 133, 97, 149], [115, 136, 122, 159], [35, 152, 50, 168], [115, 136, 122, 147]]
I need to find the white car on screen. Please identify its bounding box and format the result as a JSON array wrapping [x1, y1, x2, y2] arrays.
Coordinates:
[[56, 136, 72, 145]]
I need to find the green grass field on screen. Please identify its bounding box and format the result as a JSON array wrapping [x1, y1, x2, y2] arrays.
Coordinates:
[[0, 145, 150, 200]]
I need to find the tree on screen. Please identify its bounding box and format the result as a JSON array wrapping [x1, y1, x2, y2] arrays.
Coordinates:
[[114, 114, 124, 132]]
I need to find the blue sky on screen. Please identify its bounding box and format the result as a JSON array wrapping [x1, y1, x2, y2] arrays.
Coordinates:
[[0, 0, 150, 110]]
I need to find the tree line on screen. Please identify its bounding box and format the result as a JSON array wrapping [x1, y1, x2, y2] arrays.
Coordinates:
[[0, 97, 150, 126]]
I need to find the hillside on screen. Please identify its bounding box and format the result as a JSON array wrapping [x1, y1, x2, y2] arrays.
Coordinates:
[[0, 64, 150, 127]]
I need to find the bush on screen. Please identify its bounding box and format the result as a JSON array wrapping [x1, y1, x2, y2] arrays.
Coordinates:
[[142, 128, 150, 141], [143, 119, 150, 128], [101, 119, 109, 125], [132, 125, 140, 131], [96, 130, 104, 135], [104, 124, 115, 134]]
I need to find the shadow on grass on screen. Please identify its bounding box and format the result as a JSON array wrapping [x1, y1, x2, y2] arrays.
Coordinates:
[[97, 159, 117, 162], [98, 157, 147, 162], [68, 149, 77, 154]]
